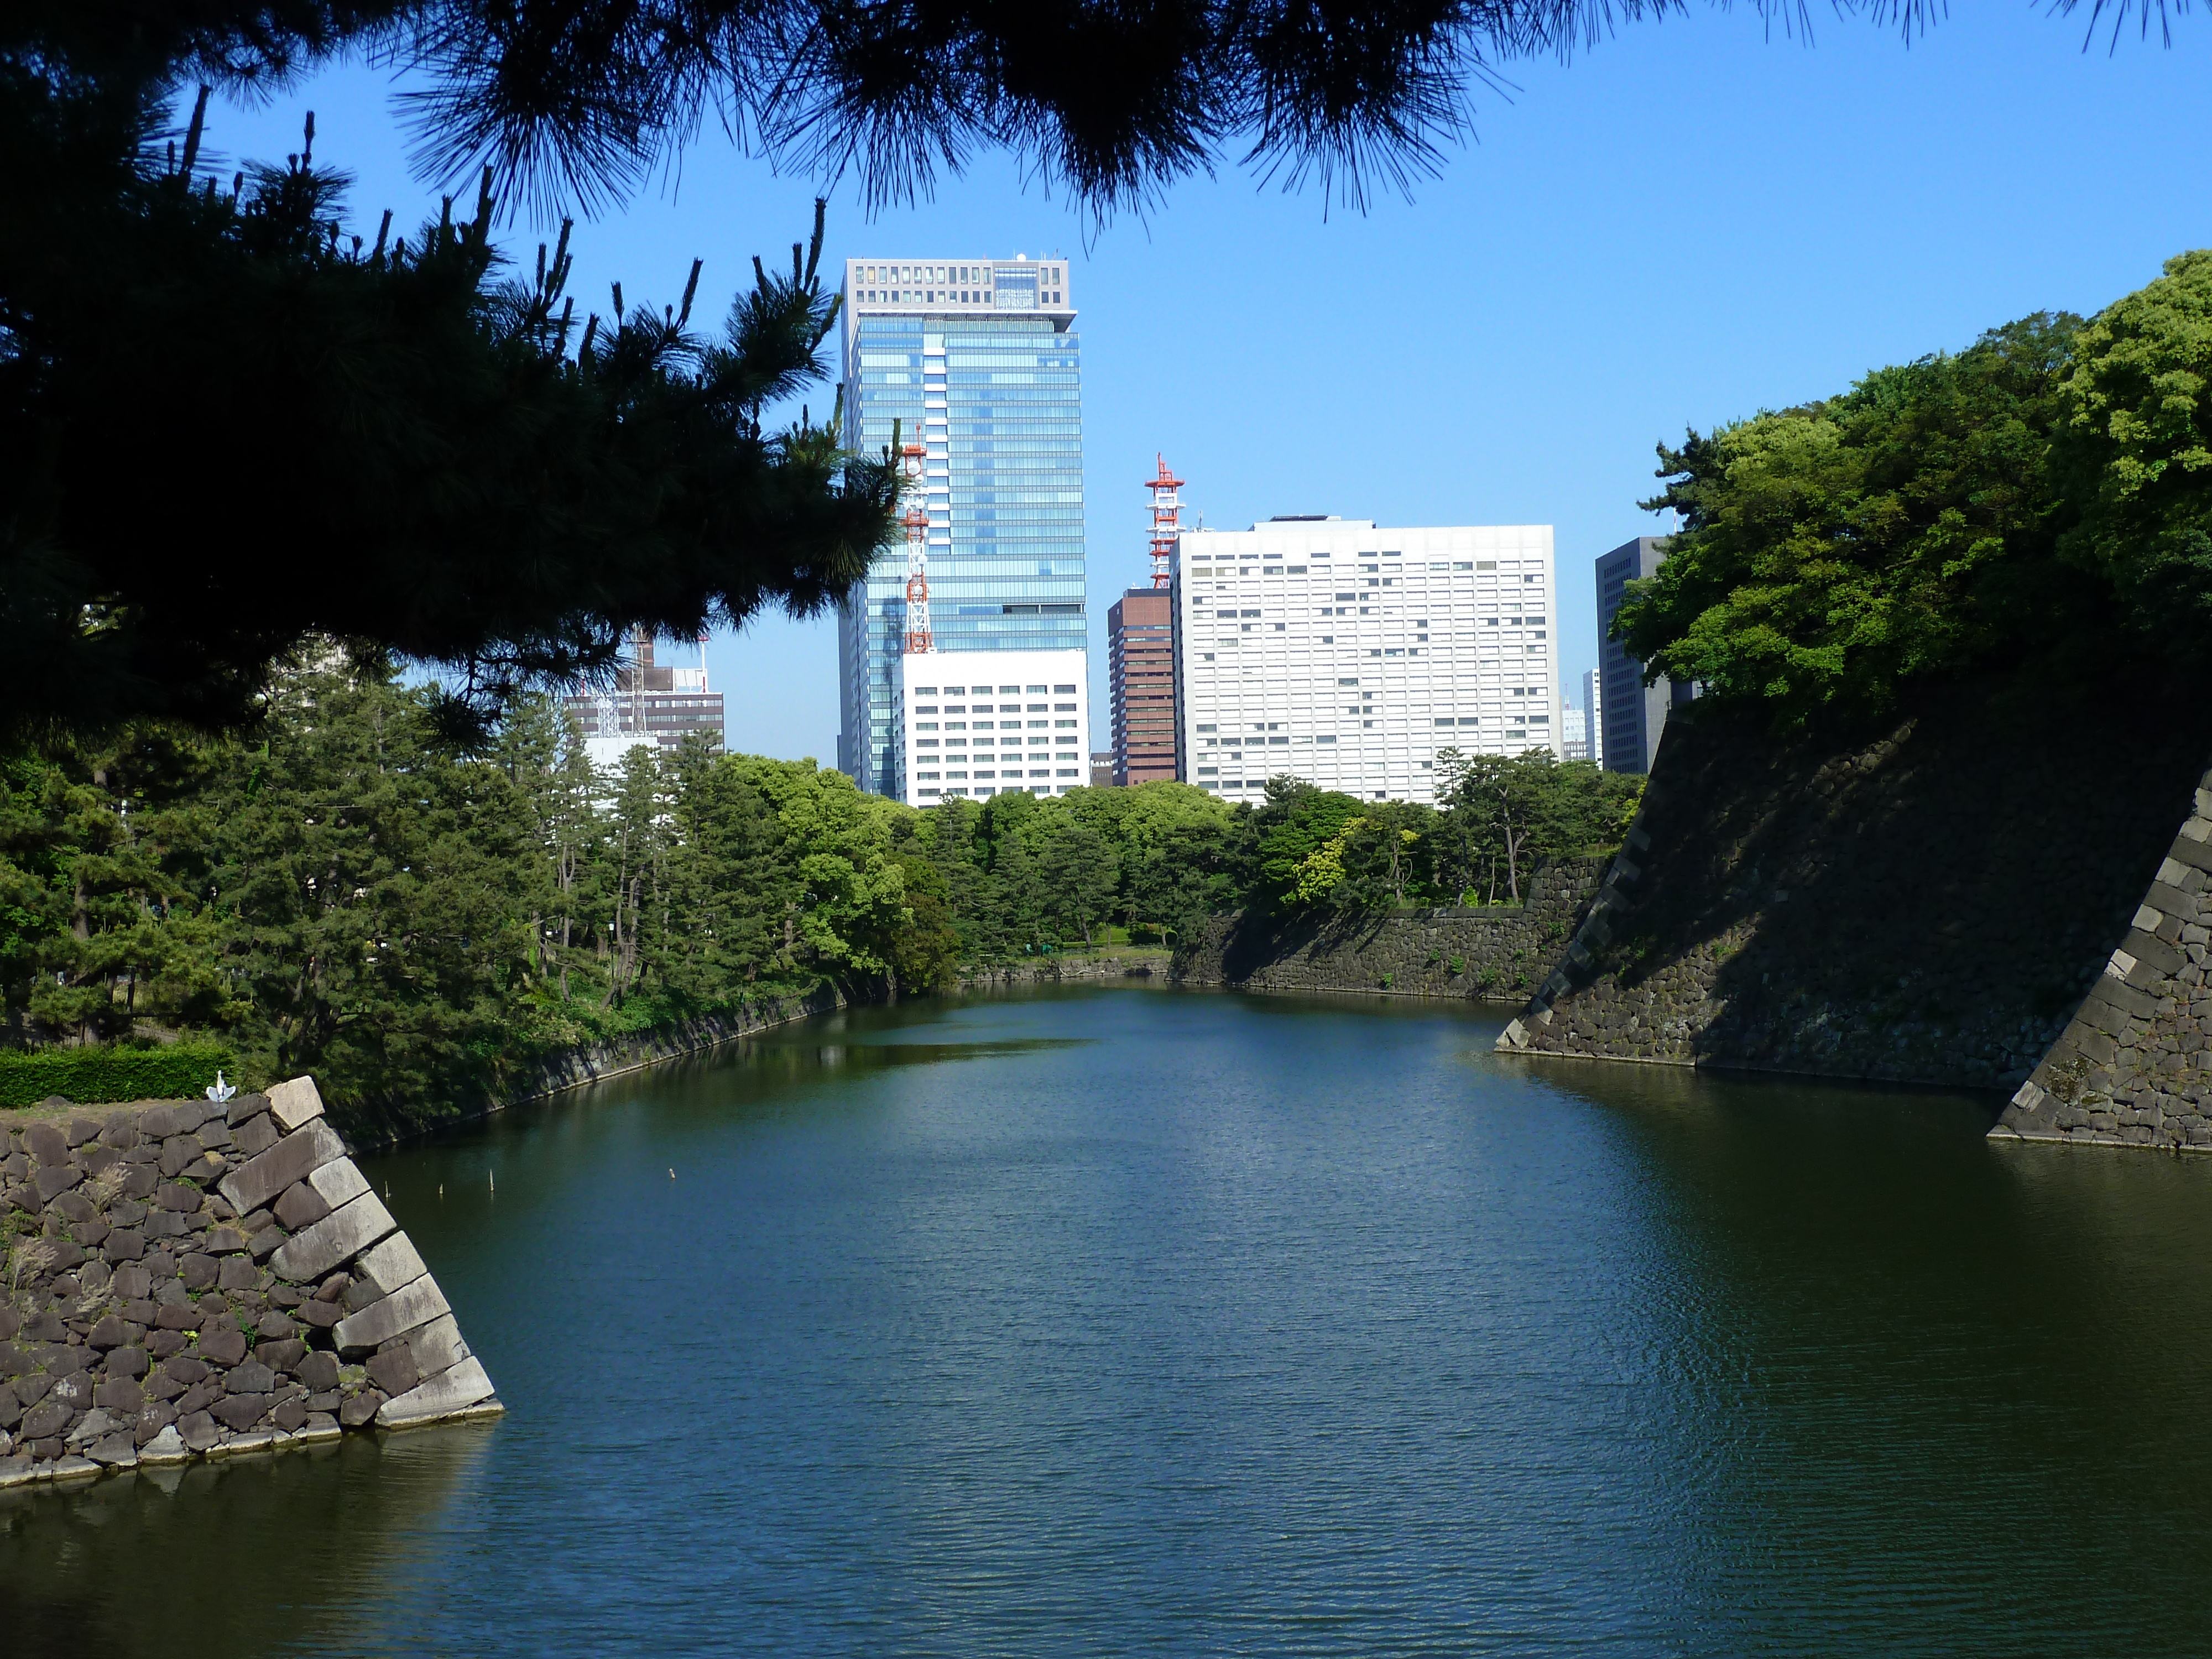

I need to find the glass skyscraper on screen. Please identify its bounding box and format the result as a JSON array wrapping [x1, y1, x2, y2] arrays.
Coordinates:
[[835, 257, 1086, 794]]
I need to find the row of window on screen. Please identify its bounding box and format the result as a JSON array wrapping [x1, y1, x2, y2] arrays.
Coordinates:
[[914, 718, 1079, 729], [909, 684, 1078, 696], [916, 783, 1082, 798], [913, 739, 1081, 750], [1186, 557, 1543, 571]]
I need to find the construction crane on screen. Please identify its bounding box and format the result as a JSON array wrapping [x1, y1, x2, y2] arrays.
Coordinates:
[[1145, 455, 1184, 588], [901, 437, 933, 653]]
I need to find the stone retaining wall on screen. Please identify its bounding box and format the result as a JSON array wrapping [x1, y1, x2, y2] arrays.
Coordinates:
[[1992, 767, 2212, 1149], [1170, 860, 1605, 1000], [958, 956, 1167, 988], [343, 987, 849, 1146], [0, 1077, 497, 1491], [1495, 679, 2212, 1104]]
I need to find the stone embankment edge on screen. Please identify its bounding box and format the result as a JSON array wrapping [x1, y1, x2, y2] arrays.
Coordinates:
[[959, 954, 1168, 988], [1495, 813, 1662, 1061], [1494, 767, 2212, 1149], [1990, 765, 2212, 1154], [351, 988, 852, 1149], [1168, 863, 1603, 1004], [1, 1077, 499, 1493]]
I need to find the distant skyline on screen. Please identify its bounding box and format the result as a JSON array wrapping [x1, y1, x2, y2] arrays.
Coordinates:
[[206, 11, 2211, 763]]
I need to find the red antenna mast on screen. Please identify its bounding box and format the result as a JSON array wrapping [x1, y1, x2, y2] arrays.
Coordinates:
[[1145, 454, 1184, 589], [901, 439, 932, 654]]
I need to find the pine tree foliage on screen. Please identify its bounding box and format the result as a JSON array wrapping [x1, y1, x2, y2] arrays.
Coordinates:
[[3, 15, 899, 739]]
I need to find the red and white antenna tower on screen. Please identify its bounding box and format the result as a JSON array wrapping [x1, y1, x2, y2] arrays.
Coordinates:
[[901, 438, 933, 654], [1145, 455, 1184, 589]]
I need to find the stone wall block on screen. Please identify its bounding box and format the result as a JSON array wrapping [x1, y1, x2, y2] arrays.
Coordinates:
[[375, 1356, 496, 1428], [264, 1076, 327, 1133], [270, 1191, 397, 1285], [2093, 978, 2158, 1020], [218, 1118, 345, 1216], [2171, 830, 2212, 874], [308, 1159, 371, 1210], [399, 1313, 470, 1378], [333, 1274, 451, 1358], [353, 1232, 427, 1301]]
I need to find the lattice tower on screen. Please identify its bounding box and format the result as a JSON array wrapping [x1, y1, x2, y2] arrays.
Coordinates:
[[901, 439, 932, 653], [1145, 455, 1185, 589]]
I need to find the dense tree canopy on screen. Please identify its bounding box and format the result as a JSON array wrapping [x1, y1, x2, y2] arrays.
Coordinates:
[[1616, 251, 2212, 724], [1, 656, 1635, 1117]]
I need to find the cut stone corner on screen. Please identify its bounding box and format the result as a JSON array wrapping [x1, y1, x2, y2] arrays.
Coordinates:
[[1, 1082, 500, 1491]]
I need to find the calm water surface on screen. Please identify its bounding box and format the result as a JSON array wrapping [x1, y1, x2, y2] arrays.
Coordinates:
[[6, 985, 2212, 1656]]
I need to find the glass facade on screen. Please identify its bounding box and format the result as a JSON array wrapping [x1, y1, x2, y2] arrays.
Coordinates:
[[836, 260, 1084, 794]]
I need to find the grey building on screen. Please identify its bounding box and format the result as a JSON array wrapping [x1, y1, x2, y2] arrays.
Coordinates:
[[1594, 536, 1694, 774]]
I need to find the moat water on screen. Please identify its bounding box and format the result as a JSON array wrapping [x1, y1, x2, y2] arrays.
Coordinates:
[[7, 985, 2212, 1655]]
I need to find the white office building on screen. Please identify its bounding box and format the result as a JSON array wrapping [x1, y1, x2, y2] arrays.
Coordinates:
[[889, 648, 1091, 804], [1174, 518, 1560, 806], [1580, 667, 1603, 767]]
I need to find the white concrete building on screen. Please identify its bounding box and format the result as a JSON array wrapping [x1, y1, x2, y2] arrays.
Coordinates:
[[1174, 518, 1559, 806], [889, 648, 1091, 804], [1580, 668, 1603, 769]]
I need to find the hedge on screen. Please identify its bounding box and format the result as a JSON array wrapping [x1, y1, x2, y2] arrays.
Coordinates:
[[0, 1045, 237, 1110]]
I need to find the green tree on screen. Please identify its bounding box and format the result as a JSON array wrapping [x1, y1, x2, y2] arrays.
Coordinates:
[[884, 854, 961, 995], [1250, 780, 1368, 912], [1040, 822, 1119, 947], [204, 658, 554, 1107], [2056, 248, 2212, 661], [1615, 314, 2085, 724]]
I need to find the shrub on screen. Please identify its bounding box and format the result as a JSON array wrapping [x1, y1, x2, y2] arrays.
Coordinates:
[[0, 1044, 236, 1110]]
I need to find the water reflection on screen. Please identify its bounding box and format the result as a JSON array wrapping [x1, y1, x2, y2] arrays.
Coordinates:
[[4, 989, 2210, 1656], [0, 1427, 495, 1657]]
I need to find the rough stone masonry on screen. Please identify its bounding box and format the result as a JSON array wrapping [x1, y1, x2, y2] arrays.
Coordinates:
[[1490, 677, 2212, 1135], [1991, 769, 2212, 1149], [0, 1076, 498, 1489]]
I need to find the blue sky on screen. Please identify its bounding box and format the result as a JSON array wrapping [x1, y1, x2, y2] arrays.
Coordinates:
[[208, 8, 2209, 762]]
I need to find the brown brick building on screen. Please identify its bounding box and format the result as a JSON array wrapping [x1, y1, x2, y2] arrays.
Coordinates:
[[1107, 587, 1180, 785]]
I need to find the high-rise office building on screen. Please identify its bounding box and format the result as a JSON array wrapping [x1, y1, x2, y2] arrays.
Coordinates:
[[1108, 587, 1178, 784], [564, 632, 723, 770], [1580, 667, 1602, 768], [1595, 536, 1692, 774], [1174, 518, 1559, 806], [834, 257, 1087, 797], [885, 654, 1090, 803]]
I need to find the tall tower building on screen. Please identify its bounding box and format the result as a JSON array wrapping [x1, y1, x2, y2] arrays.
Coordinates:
[[1595, 536, 1692, 774], [1580, 667, 1603, 768], [835, 257, 1087, 799]]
